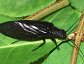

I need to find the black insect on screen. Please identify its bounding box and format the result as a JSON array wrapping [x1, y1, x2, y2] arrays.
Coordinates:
[[0, 20, 84, 59], [0, 20, 67, 50]]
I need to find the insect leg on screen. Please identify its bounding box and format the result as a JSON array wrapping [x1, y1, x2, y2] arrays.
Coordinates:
[[51, 38, 60, 50], [49, 40, 70, 54], [11, 40, 19, 44], [33, 39, 45, 51]]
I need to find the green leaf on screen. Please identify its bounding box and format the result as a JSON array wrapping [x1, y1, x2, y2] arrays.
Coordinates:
[[0, 0, 84, 64], [0, 40, 56, 64], [0, 15, 18, 23], [0, 0, 56, 17], [69, 0, 84, 12]]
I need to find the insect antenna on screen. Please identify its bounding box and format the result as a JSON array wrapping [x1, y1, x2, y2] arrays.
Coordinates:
[[67, 40, 84, 62], [64, 16, 84, 62], [65, 18, 84, 62], [73, 43, 84, 62]]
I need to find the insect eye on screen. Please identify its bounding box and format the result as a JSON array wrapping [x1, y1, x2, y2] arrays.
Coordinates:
[[58, 30, 66, 38]]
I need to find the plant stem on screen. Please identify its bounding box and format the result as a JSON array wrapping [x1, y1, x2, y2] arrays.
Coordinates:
[[70, 14, 84, 64], [24, 0, 69, 20]]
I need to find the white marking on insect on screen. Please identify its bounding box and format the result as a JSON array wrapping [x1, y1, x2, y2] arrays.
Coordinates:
[[31, 25, 38, 29], [23, 24, 38, 33], [15, 22, 37, 34], [31, 25, 47, 33]]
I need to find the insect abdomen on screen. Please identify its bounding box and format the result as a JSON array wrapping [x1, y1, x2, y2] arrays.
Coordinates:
[[0, 20, 53, 41], [0, 20, 66, 41]]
